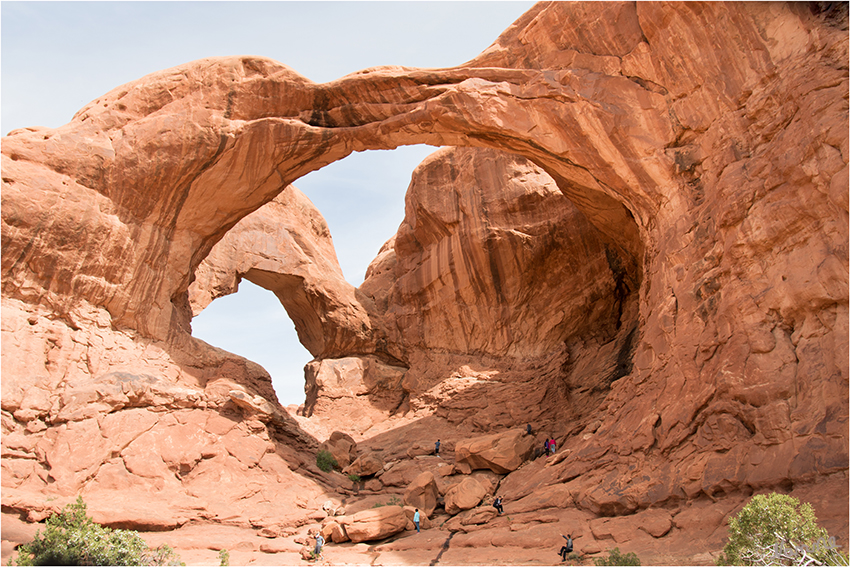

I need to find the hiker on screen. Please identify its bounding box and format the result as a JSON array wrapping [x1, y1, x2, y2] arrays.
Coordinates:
[[543, 438, 550, 456], [493, 496, 504, 514], [435, 439, 441, 455], [314, 532, 325, 560], [414, 508, 421, 533], [549, 437, 557, 455], [559, 534, 573, 561], [526, 423, 533, 436]]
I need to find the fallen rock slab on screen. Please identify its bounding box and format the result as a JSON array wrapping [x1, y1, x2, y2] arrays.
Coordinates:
[[454, 429, 536, 474], [403, 471, 440, 517], [338, 505, 408, 543]]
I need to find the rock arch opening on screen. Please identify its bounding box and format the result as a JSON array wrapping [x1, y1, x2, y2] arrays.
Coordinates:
[[188, 135, 645, 439], [191, 279, 311, 406]]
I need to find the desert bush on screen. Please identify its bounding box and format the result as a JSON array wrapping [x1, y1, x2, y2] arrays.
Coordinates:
[[348, 473, 361, 482], [12, 496, 182, 566], [316, 450, 338, 472], [218, 549, 230, 566], [717, 493, 848, 566], [594, 547, 641, 566]]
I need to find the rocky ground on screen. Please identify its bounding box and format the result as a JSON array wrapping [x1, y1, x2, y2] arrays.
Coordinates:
[[2, 2, 847, 566], [6, 405, 846, 566]]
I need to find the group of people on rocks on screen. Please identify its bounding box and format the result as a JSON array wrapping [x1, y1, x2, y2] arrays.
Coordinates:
[[526, 424, 558, 457]]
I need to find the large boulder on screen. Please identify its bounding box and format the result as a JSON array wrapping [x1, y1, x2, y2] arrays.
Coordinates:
[[444, 477, 488, 515], [454, 429, 536, 474], [338, 506, 408, 543], [343, 452, 384, 477], [403, 471, 440, 517], [319, 431, 357, 469], [320, 520, 350, 544]]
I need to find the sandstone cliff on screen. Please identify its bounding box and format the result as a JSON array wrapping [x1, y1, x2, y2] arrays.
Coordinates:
[[2, 2, 847, 564]]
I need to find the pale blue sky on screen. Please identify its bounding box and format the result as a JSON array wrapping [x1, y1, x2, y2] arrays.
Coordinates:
[[2, 1, 534, 405]]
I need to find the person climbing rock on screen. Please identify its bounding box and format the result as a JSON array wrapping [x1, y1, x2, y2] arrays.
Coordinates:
[[414, 508, 421, 533], [558, 534, 573, 561], [493, 495, 504, 514]]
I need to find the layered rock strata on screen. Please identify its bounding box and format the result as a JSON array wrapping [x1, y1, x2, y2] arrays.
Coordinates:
[[1, 0, 848, 558]]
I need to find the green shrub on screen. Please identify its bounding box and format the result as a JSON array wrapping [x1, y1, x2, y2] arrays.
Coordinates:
[[12, 496, 182, 566], [316, 450, 338, 472], [594, 547, 641, 566], [717, 492, 849, 566], [567, 551, 581, 561], [218, 549, 230, 567], [347, 473, 361, 482]]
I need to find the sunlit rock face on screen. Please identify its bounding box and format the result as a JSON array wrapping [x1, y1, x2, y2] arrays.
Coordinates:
[[1, 0, 847, 553], [351, 146, 637, 431], [363, 146, 631, 363], [188, 186, 375, 359]]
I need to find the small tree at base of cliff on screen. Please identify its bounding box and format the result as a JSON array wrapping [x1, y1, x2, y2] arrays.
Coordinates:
[[13, 496, 182, 566], [717, 493, 849, 566]]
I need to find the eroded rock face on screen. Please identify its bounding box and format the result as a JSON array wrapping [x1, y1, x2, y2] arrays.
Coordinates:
[[1, 0, 847, 555], [188, 187, 374, 359]]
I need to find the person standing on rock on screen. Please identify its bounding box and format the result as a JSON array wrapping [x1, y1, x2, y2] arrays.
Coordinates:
[[314, 532, 324, 560], [526, 423, 533, 436], [543, 438, 550, 456], [559, 534, 573, 561], [549, 437, 557, 455], [414, 508, 421, 533], [435, 439, 441, 455]]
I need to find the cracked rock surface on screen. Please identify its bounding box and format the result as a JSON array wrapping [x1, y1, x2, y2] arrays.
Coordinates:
[[2, 2, 847, 565]]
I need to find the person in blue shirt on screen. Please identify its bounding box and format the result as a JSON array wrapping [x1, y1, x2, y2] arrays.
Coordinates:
[[314, 533, 324, 560], [414, 508, 421, 533], [435, 440, 441, 455]]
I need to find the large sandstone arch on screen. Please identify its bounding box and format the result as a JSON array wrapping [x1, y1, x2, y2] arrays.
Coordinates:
[[2, 1, 847, 551], [2, 57, 656, 343]]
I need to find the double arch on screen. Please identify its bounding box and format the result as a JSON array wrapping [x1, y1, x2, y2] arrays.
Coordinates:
[[3, 56, 675, 341]]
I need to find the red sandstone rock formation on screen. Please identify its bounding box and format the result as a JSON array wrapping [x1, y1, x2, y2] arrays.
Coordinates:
[[454, 429, 537, 475], [188, 187, 374, 359], [2, 2, 848, 564]]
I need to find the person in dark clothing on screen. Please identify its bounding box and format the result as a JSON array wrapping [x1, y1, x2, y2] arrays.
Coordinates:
[[493, 496, 504, 514], [558, 534, 573, 561], [526, 423, 533, 436], [435, 439, 441, 455]]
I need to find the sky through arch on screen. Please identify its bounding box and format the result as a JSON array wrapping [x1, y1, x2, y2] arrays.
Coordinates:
[[2, 1, 535, 405]]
